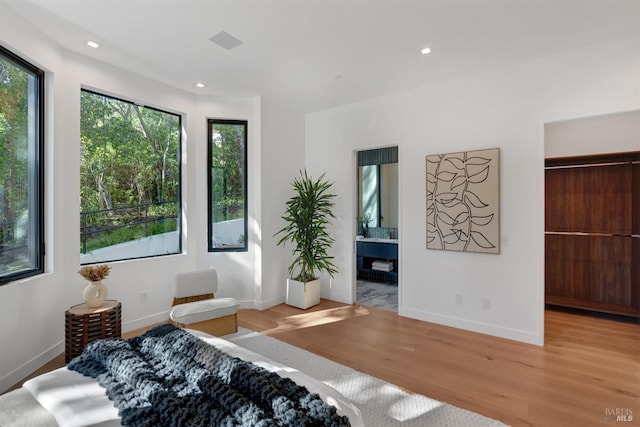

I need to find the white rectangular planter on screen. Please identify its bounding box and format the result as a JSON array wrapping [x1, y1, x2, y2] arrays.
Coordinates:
[[286, 278, 321, 309]]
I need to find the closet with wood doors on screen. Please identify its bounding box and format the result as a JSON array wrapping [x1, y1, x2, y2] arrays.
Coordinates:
[[545, 151, 640, 317]]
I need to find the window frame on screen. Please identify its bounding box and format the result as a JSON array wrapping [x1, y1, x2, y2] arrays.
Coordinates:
[[79, 88, 182, 264], [207, 118, 248, 253], [0, 45, 45, 285]]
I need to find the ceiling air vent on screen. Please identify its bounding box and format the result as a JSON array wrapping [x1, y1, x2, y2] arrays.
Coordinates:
[[209, 31, 243, 50]]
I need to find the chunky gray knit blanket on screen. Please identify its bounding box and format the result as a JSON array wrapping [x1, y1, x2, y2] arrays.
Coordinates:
[[68, 323, 350, 427]]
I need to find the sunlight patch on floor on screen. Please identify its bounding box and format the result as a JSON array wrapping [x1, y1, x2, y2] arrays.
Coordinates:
[[327, 374, 444, 422], [387, 393, 445, 422], [263, 305, 370, 335]]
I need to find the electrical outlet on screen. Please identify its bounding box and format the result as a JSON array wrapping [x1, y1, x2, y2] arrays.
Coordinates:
[[455, 294, 463, 304], [140, 291, 148, 303], [482, 297, 492, 310]]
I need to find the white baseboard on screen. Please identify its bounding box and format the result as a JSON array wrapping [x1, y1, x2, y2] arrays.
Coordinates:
[[0, 341, 64, 394], [0, 299, 300, 394], [0, 310, 170, 394], [252, 295, 285, 310], [399, 306, 543, 346], [121, 310, 170, 333]]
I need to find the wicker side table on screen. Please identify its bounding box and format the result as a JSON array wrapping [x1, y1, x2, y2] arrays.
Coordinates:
[[65, 300, 121, 363]]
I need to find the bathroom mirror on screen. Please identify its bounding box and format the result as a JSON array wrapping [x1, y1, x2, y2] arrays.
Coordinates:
[[358, 162, 398, 228]]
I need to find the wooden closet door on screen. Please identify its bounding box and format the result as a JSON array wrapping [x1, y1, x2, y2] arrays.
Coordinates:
[[633, 160, 640, 313], [545, 235, 632, 306], [545, 153, 639, 317], [545, 162, 632, 234]]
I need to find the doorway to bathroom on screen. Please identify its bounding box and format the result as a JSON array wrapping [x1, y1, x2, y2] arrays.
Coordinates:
[[355, 146, 399, 312]]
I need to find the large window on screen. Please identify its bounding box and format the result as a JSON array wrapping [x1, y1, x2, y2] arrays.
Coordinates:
[[80, 90, 181, 263], [0, 46, 44, 285], [208, 119, 247, 252]]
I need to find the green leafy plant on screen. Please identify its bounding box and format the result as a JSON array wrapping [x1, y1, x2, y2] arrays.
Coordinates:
[[357, 213, 372, 227], [275, 170, 338, 283]]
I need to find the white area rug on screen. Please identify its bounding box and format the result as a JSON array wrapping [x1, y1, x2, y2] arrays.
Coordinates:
[[226, 328, 508, 427]]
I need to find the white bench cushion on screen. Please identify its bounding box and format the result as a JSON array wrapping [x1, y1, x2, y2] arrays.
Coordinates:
[[169, 297, 238, 325]]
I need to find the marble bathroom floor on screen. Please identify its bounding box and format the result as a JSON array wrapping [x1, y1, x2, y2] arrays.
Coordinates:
[[356, 280, 398, 312]]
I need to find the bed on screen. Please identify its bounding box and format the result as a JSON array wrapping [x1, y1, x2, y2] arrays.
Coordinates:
[[0, 324, 363, 427]]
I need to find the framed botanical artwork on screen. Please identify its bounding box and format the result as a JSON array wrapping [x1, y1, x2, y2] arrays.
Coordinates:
[[426, 148, 500, 254]]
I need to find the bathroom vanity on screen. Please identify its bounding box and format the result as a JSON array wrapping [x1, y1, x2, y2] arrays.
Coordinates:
[[356, 238, 398, 282]]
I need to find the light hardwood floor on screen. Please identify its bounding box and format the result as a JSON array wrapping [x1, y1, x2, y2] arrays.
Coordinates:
[[240, 301, 639, 427], [7, 300, 640, 427]]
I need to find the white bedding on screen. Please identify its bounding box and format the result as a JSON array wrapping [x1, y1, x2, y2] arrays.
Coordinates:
[[22, 329, 363, 427]]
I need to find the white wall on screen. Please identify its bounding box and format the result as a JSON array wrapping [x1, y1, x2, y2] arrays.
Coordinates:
[[258, 96, 306, 308], [1, 1, 76, 393], [545, 109, 640, 157], [306, 34, 640, 345], [0, 2, 279, 392], [194, 95, 262, 306]]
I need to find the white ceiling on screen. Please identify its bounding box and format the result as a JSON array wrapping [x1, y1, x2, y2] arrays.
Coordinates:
[[5, 0, 640, 113]]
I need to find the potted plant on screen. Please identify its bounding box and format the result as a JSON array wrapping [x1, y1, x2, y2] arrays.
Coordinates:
[[275, 170, 338, 309], [357, 213, 372, 237]]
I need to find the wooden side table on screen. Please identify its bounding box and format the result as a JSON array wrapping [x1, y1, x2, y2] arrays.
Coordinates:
[[65, 300, 121, 363]]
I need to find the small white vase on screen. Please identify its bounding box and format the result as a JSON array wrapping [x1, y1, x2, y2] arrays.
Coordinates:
[[83, 280, 108, 308]]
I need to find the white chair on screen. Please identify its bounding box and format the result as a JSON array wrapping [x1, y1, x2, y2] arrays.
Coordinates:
[[169, 269, 239, 336]]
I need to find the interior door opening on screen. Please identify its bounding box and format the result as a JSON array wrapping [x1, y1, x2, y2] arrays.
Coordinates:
[[355, 146, 399, 312]]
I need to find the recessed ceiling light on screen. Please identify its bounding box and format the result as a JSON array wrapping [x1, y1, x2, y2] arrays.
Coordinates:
[[87, 40, 101, 49], [195, 83, 206, 88], [420, 47, 432, 55]]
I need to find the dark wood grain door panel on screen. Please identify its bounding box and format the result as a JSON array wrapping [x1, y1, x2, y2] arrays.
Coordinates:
[[545, 152, 640, 317], [545, 163, 632, 234]]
